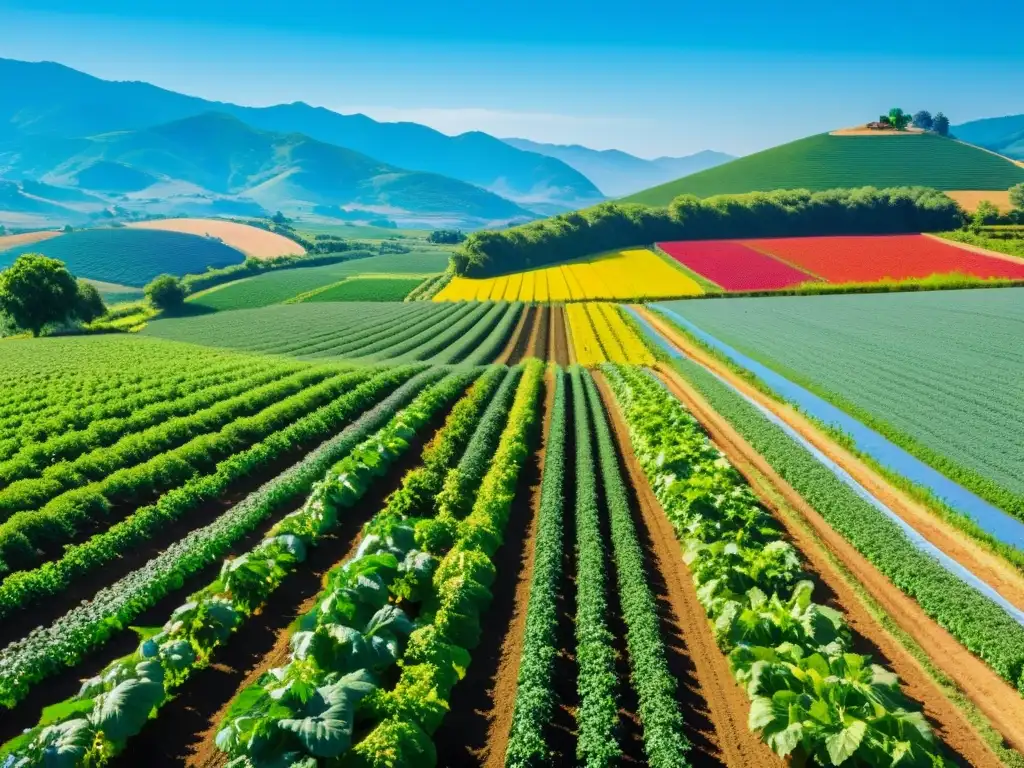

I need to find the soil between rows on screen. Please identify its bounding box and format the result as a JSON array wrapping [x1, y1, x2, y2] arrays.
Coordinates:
[[529, 304, 550, 362], [549, 305, 571, 366], [654, 366, 1008, 765], [497, 305, 535, 365], [113, 395, 462, 768], [432, 371, 550, 767]]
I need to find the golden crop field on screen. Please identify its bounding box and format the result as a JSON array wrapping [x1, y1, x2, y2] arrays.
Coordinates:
[[565, 302, 655, 366], [433, 248, 704, 302]]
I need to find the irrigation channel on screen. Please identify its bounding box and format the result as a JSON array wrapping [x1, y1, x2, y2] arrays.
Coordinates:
[[626, 306, 1024, 629]]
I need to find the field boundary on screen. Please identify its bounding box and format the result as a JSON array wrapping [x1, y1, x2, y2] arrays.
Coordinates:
[[924, 232, 1024, 266]]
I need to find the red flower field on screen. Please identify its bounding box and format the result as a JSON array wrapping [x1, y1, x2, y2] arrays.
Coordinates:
[[658, 240, 815, 291], [744, 234, 1024, 283]]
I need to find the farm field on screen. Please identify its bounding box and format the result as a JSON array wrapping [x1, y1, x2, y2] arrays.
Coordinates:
[[624, 132, 1024, 204], [434, 248, 704, 302], [189, 250, 450, 310], [565, 302, 655, 365], [299, 275, 426, 302], [126, 218, 306, 259], [657, 239, 816, 290], [743, 234, 1024, 283], [658, 288, 1024, 517], [0, 228, 245, 286], [144, 301, 524, 365], [2, 349, 997, 768], [0, 231, 62, 253]]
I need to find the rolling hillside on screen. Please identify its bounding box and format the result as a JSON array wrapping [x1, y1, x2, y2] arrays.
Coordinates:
[[0, 58, 602, 209], [502, 137, 734, 197], [0, 112, 533, 225], [624, 132, 1024, 205]]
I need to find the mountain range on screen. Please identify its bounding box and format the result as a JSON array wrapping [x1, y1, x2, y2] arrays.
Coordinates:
[[0, 58, 610, 227], [501, 138, 734, 197], [954, 114, 1024, 160]]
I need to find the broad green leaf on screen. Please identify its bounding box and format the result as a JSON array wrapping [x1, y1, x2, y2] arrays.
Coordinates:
[[825, 719, 867, 765], [89, 677, 164, 743]]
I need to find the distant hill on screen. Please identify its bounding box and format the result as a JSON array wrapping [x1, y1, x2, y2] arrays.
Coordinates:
[[0, 112, 534, 226], [0, 58, 603, 210], [623, 132, 1024, 206], [953, 115, 1024, 160], [502, 138, 734, 197]]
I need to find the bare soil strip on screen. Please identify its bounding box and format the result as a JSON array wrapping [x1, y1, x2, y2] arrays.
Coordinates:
[[115, 402, 460, 768], [433, 373, 551, 767], [655, 365, 1016, 763], [638, 306, 1024, 614], [594, 373, 768, 767], [497, 305, 535, 365], [528, 304, 549, 361], [549, 304, 571, 366], [0, 230, 62, 252]]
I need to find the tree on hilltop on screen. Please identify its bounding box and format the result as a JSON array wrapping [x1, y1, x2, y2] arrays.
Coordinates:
[[912, 111, 933, 130], [1010, 184, 1024, 212], [933, 113, 950, 137], [886, 108, 911, 131], [145, 274, 188, 310], [0, 253, 82, 336]]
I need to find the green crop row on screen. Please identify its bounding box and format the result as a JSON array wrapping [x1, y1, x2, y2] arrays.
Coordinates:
[[584, 373, 690, 768], [0, 369, 367, 575], [426, 302, 515, 365], [661, 353, 1024, 695], [570, 367, 621, 767], [346, 304, 472, 361], [0, 367, 424, 711], [0, 369, 469, 765], [301, 276, 426, 302], [435, 367, 524, 519], [0, 366, 338, 521], [342, 359, 545, 766], [0, 364, 301, 485], [212, 369, 501, 766], [377, 302, 491, 363], [270, 304, 429, 358], [463, 303, 525, 366], [605, 365, 949, 766], [504, 367, 567, 768]]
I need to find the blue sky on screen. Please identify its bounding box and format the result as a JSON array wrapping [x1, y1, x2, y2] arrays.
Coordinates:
[[2, 0, 1022, 157]]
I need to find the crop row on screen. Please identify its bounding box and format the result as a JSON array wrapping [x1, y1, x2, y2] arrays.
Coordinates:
[[504, 367, 567, 768], [566, 303, 605, 367], [0, 369, 472, 764], [259, 302, 431, 358], [584, 373, 689, 768], [570, 367, 620, 766], [605, 365, 947, 765], [659, 353, 1024, 694], [0, 363, 304, 485], [212, 366, 514, 766], [462, 303, 525, 365], [0, 366, 423, 708], [0, 368, 368, 575]]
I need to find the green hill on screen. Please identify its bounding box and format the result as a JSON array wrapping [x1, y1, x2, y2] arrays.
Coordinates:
[[624, 132, 1024, 206]]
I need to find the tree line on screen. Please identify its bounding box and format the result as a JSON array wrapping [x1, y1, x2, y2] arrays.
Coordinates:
[[454, 187, 964, 277]]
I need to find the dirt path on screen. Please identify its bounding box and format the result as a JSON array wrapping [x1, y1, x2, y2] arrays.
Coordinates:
[[655, 366, 1017, 763], [549, 305, 571, 366], [497, 305, 533, 365], [528, 304, 550, 361], [434, 372, 551, 767], [117, 402, 459, 768], [637, 306, 1024, 615], [594, 373, 773, 767]]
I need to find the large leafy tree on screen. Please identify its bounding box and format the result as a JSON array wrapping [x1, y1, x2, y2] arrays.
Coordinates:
[[1009, 183, 1024, 212], [933, 112, 950, 137], [912, 110, 933, 130], [144, 274, 187, 310], [75, 279, 107, 323], [0, 253, 80, 336], [886, 108, 911, 131]]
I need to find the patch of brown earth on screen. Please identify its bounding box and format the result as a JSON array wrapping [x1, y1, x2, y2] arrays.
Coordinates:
[[127, 219, 305, 259], [549, 304, 571, 366], [637, 306, 1024, 616], [655, 365, 1013, 764], [594, 373, 771, 767], [0, 230, 62, 252], [528, 303, 549, 361], [497, 305, 534, 365], [433, 372, 550, 767]]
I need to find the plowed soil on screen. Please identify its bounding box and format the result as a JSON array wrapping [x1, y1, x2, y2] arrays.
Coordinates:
[[118, 400, 460, 768], [594, 373, 774, 767], [433, 372, 550, 767], [549, 304, 571, 366], [498, 305, 534, 365], [636, 306, 1024, 616], [655, 366, 1011, 764], [127, 219, 305, 259], [0, 230, 62, 252], [529, 304, 550, 360]]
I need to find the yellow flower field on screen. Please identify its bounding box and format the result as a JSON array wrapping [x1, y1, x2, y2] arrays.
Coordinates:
[[433, 248, 704, 302], [565, 302, 656, 366]]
